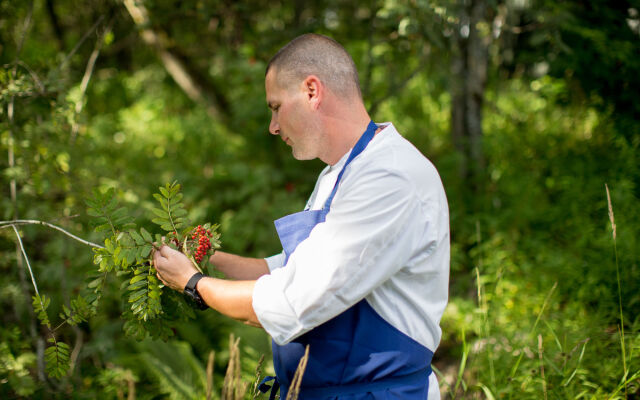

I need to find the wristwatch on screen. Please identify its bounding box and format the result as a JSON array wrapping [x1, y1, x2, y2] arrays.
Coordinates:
[[183, 272, 208, 310]]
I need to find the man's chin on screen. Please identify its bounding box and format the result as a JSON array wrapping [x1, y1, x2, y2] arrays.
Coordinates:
[[291, 148, 315, 161]]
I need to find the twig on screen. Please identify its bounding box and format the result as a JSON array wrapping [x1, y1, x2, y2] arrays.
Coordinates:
[[11, 225, 43, 302], [0, 220, 104, 249], [68, 328, 84, 376], [13, 1, 34, 67], [16, 60, 46, 94], [59, 16, 105, 69]]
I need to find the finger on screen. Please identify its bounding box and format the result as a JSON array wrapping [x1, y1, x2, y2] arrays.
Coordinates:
[[159, 244, 174, 257], [156, 272, 168, 286]]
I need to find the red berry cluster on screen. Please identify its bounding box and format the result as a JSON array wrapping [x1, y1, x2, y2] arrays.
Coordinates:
[[191, 225, 212, 264]]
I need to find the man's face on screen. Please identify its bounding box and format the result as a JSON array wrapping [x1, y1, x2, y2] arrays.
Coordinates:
[[265, 69, 321, 160]]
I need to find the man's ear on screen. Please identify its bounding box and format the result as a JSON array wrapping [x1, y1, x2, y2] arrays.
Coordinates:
[[302, 75, 323, 110]]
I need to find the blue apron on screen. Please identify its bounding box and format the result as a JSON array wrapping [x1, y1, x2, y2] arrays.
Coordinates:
[[263, 121, 434, 399]]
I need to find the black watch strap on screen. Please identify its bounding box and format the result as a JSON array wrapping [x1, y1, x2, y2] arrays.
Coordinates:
[[184, 272, 208, 310]]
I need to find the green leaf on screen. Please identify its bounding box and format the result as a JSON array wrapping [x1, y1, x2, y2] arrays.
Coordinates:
[[140, 227, 153, 242], [112, 207, 128, 220], [129, 288, 148, 303], [130, 274, 147, 284], [128, 279, 148, 290], [160, 224, 174, 232], [151, 217, 166, 226], [159, 186, 170, 198], [87, 276, 103, 289], [172, 208, 188, 218], [95, 223, 112, 233], [153, 193, 168, 208], [44, 340, 70, 379], [87, 208, 102, 217], [152, 207, 170, 219], [141, 244, 153, 258], [130, 230, 145, 245]]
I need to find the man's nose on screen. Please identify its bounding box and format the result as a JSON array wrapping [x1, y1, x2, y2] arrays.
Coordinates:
[[269, 117, 279, 135]]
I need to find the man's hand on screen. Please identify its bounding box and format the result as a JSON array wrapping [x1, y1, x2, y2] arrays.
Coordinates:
[[153, 245, 198, 291]]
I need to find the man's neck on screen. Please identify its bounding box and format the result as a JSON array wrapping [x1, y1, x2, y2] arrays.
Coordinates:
[[319, 103, 372, 166]]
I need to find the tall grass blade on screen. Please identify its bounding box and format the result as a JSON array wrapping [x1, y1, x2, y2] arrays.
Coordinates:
[[606, 183, 627, 399], [452, 327, 469, 399]]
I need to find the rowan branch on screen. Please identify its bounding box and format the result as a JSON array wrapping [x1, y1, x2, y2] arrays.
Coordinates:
[[0, 220, 104, 249]]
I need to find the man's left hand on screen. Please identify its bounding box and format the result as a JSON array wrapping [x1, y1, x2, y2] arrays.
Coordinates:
[[153, 245, 198, 291]]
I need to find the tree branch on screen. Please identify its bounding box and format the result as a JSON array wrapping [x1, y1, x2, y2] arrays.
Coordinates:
[[59, 16, 105, 70], [123, 0, 230, 122], [70, 21, 112, 144], [0, 220, 104, 249]]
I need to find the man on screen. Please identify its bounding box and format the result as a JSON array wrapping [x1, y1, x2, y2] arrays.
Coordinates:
[[154, 33, 449, 399]]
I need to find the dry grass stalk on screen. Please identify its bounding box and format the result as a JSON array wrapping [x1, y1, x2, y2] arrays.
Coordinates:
[[250, 354, 265, 400], [537, 334, 547, 400], [605, 184, 617, 239], [222, 334, 247, 400], [206, 350, 215, 400], [286, 345, 310, 400]]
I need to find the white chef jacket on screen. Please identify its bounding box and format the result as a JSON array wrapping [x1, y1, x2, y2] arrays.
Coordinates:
[[253, 122, 449, 398]]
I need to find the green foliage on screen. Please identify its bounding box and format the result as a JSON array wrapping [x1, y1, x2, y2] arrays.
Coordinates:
[[0, 329, 37, 397], [32, 294, 51, 329], [152, 182, 189, 233], [59, 294, 94, 326], [85, 182, 221, 340], [44, 338, 70, 379]]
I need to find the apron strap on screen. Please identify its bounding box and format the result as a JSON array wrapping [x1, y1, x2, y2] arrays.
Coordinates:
[[258, 376, 280, 400], [323, 120, 378, 210]]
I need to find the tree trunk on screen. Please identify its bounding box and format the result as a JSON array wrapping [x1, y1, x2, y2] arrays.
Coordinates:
[[451, 0, 491, 188]]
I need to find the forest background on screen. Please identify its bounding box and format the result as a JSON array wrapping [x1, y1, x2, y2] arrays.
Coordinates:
[[1, 0, 639, 398]]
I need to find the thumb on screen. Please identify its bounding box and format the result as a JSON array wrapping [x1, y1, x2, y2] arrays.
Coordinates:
[[159, 244, 178, 257]]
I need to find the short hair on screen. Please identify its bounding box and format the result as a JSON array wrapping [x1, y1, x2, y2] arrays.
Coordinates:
[[266, 33, 362, 99]]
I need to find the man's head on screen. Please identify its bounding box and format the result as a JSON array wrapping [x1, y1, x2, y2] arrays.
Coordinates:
[[266, 33, 362, 100], [265, 34, 369, 164]]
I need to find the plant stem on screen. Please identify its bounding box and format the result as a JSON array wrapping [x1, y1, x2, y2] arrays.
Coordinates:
[[12, 225, 43, 301], [0, 219, 104, 248]]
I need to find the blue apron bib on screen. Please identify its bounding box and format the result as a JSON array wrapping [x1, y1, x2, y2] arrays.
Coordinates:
[[264, 121, 434, 399]]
